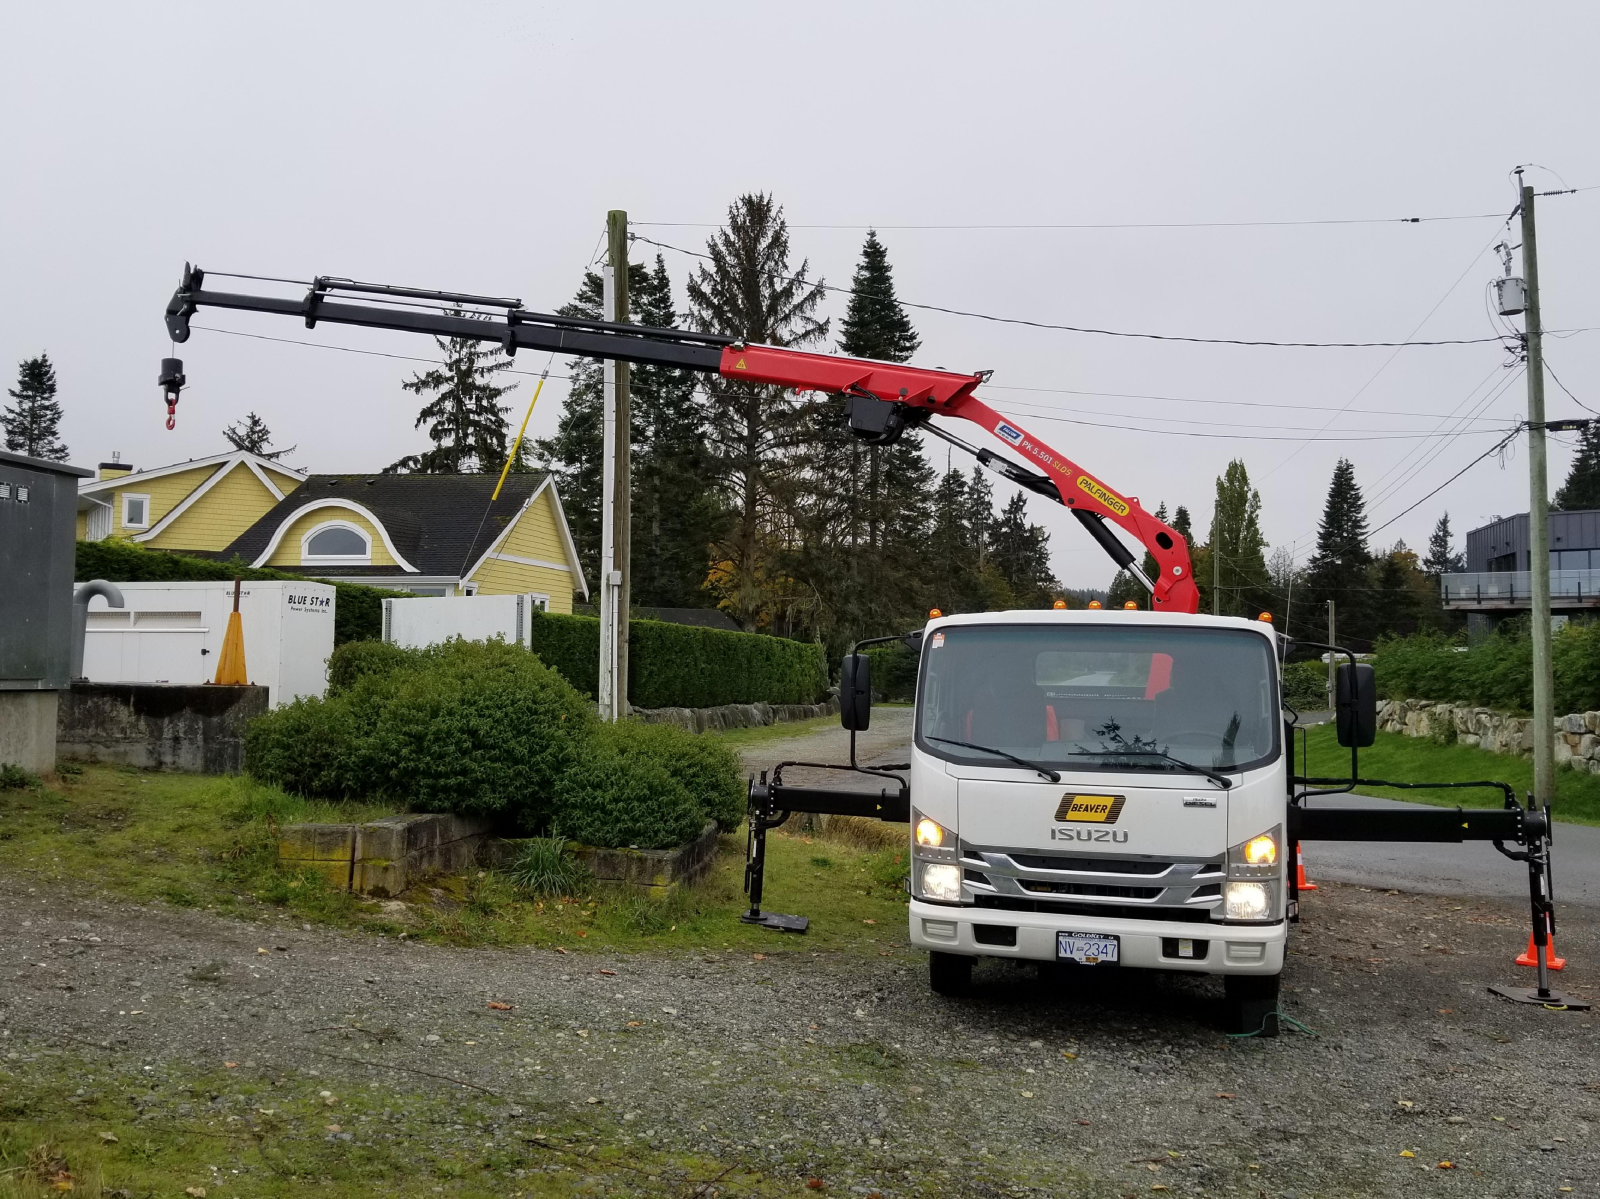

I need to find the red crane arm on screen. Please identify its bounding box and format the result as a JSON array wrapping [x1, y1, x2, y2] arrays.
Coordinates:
[[161, 267, 1200, 614], [720, 343, 1201, 614]]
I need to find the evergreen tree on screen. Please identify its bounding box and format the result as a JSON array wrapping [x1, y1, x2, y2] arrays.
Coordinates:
[[1206, 460, 1270, 617], [1370, 541, 1426, 638], [1555, 425, 1600, 511], [991, 492, 1059, 608], [222, 411, 294, 460], [389, 325, 516, 474], [687, 193, 829, 630], [1305, 457, 1375, 643], [1422, 513, 1464, 577], [4, 353, 68, 461], [924, 466, 1012, 614], [630, 256, 726, 608]]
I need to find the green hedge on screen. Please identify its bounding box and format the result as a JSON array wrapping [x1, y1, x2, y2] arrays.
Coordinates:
[[75, 539, 406, 645], [861, 642, 919, 702], [526, 611, 828, 708], [1281, 659, 1329, 711], [250, 639, 747, 848], [248, 639, 594, 825], [1372, 622, 1600, 715]]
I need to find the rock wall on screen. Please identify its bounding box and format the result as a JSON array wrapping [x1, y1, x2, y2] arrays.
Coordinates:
[[629, 695, 840, 734], [1376, 697, 1600, 773]]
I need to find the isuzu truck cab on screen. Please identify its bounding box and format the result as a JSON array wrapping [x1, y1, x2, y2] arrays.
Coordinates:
[[902, 608, 1287, 1033]]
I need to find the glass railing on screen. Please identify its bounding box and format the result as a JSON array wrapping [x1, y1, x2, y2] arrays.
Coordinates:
[[1441, 570, 1600, 604]]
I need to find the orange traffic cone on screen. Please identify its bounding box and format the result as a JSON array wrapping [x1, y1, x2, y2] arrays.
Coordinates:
[[1514, 931, 1566, 971], [213, 578, 248, 686], [1295, 845, 1317, 892]]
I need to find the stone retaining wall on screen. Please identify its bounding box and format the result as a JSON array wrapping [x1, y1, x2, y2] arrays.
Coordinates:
[[278, 813, 490, 896], [57, 682, 268, 774], [1376, 697, 1600, 773], [630, 696, 840, 734]]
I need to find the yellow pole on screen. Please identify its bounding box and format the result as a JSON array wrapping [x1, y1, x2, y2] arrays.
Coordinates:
[[491, 371, 549, 502]]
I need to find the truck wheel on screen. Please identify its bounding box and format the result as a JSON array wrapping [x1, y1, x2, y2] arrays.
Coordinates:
[[929, 951, 972, 997], [1223, 973, 1280, 1037]]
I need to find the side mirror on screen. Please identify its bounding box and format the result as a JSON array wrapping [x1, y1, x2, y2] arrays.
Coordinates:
[[1335, 662, 1376, 748], [840, 652, 872, 731], [901, 628, 924, 654]]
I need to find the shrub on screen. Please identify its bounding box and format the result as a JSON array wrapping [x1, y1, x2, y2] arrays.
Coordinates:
[[247, 638, 594, 825], [862, 642, 919, 702], [75, 538, 406, 645], [601, 721, 745, 831], [526, 611, 828, 707], [327, 639, 412, 693], [505, 836, 592, 897], [551, 751, 707, 851], [1372, 619, 1600, 715], [1281, 660, 1329, 711]]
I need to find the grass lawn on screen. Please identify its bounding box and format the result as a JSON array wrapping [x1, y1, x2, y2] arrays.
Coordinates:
[[0, 1049, 792, 1199], [703, 714, 838, 749], [0, 764, 911, 956], [1299, 722, 1600, 826]]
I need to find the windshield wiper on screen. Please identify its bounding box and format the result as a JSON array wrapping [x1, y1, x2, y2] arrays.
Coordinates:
[[1067, 748, 1233, 790], [927, 736, 1062, 782]]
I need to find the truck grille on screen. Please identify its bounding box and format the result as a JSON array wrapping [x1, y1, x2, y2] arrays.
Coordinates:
[[958, 844, 1223, 913]]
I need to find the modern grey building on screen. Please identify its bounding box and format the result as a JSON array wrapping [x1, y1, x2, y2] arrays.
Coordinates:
[[1443, 508, 1600, 635]]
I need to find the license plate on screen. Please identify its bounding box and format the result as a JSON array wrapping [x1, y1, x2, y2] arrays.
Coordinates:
[[1057, 932, 1120, 965]]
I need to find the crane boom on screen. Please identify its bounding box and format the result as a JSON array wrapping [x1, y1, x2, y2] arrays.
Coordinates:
[[163, 266, 1201, 613]]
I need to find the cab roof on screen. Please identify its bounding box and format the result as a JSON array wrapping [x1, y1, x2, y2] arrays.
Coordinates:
[[925, 608, 1278, 642]]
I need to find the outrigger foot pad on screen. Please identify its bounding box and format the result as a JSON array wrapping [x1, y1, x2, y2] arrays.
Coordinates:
[[741, 911, 809, 933], [1488, 984, 1591, 1011]]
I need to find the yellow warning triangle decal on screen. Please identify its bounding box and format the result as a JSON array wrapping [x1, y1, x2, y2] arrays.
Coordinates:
[[734, 357, 747, 370]]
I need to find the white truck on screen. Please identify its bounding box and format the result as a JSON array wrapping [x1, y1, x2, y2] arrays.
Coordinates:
[[160, 265, 1577, 1030]]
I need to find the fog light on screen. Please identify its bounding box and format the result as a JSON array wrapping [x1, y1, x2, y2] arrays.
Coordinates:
[[1224, 881, 1271, 921], [915, 817, 945, 848], [917, 862, 962, 903], [1243, 833, 1277, 867]]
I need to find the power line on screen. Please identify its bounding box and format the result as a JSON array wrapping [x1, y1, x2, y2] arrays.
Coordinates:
[[986, 381, 1516, 424], [628, 232, 1514, 349], [992, 407, 1515, 443], [1544, 357, 1600, 417], [636, 211, 1513, 231], [994, 394, 1516, 437]]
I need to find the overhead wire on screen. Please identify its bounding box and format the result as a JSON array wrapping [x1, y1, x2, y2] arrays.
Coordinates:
[[635, 211, 1511, 231], [628, 232, 1512, 349]]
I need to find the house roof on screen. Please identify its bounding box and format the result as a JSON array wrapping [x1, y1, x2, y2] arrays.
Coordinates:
[[78, 449, 306, 495], [223, 471, 555, 579]]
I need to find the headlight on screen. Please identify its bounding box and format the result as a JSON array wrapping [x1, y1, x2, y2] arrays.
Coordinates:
[[1224, 881, 1272, 921], [912, 811, 955, 854], [1218, 825, 1283, 923], [1242, 833, 1277, 867], [915, 861, 962, 903]]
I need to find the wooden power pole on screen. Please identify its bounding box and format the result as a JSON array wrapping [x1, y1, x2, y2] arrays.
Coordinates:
[[1520, 177, 1554, 810], [608, 210, 632, 716]]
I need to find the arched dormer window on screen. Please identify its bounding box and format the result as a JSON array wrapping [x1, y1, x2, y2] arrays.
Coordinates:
[[301, 520, 372, 566]]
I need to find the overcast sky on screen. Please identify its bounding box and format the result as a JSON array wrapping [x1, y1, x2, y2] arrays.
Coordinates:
[[4, 2, 1597, 593]]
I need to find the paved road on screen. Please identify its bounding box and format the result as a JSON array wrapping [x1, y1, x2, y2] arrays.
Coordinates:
[[762, 710, 1600, 908]]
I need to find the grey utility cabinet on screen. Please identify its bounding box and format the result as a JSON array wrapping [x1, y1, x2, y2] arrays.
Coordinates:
[[0, 448, 92, 771]]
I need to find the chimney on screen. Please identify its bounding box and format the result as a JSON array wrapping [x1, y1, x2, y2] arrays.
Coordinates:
[[98, 451, 132, 481]]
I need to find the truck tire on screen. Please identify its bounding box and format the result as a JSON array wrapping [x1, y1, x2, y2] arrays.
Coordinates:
[[1223, 973, 1280, 1037], [929, 951, 972, 997]]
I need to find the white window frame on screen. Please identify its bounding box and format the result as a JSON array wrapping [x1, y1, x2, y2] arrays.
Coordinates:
[[528, 592, 551, 612], [300, 520, 373, 566], [121, 492, 151, 530]]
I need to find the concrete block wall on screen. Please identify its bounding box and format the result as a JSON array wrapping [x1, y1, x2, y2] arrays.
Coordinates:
[[56, 682, 268, 774]]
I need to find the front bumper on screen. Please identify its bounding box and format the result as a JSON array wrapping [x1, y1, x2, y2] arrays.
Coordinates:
[[907, 899, 1285, 975]]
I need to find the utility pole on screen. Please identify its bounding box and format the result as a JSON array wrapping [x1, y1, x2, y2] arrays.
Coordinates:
[[1520, 176, 1554, 810], [1326, 600, 1336, 708], [609, 210, 632, 717], [597, 211, 632, 721]]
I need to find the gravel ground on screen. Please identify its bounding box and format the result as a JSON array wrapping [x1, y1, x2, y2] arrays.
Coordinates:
[[4, 874, 1597, 1196]]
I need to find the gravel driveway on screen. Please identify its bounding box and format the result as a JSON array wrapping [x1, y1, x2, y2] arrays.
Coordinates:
[[4, 870, 1597, 1196]]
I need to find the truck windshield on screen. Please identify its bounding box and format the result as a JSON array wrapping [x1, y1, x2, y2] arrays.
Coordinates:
[[915, 624, 1279, 776]]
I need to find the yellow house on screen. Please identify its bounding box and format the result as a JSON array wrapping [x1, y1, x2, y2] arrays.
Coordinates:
[[76, 450, 307, 550], [221, 471, 586, 608]]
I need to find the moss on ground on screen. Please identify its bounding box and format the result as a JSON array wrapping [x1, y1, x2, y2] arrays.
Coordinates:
[[0, 764, 911, 956], [1300, 723, 1600, 824]]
